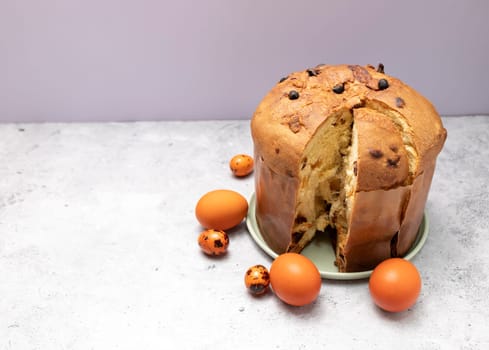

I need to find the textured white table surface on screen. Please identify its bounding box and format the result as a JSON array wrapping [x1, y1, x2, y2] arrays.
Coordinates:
[[0, 116, 488, 349]]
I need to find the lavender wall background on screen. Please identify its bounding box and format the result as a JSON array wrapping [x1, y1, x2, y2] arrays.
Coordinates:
[[1, 0, 488, 122]]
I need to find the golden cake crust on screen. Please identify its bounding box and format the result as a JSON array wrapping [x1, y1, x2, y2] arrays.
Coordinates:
[[251, 64, 447, 272], [252, 64, 445, 178]]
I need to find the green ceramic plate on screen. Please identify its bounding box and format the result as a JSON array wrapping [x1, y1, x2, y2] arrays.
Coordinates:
[[246, 193, 429, 280]]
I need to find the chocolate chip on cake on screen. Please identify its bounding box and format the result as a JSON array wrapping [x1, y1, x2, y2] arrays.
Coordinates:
[[288, 90, 300, 100], [279, 76, 288, 83], [395, 97, 406, 108], [377, 63, 385, 73], [332, 83, 345, 94], [387, 155, 401, 168], [307, 68, 319, 77], [378, 79, 389, 90], [369, 149, 384, 158]]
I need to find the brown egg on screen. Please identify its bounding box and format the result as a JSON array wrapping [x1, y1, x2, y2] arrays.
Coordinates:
[[195, 190, 248, 230]]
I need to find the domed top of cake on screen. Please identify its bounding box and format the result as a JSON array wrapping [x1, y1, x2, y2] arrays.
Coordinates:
[[251, 64, 447, 181]]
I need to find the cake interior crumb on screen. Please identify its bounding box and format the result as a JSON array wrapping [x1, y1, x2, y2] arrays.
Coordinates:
[[287, 101, 417, 271], [288, 108, 354, 267]]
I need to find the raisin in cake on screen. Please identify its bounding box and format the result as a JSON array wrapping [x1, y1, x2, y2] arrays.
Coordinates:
[[251, 64, 447, 272]]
